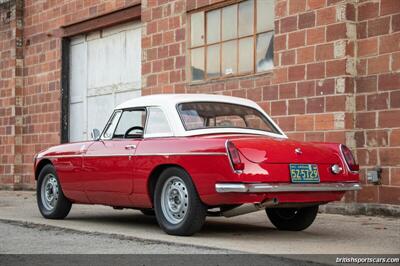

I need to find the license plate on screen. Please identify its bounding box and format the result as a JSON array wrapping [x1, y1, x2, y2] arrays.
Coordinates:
[[289, 164, 320, 183]]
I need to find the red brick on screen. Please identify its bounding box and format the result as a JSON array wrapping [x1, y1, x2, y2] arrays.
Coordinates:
[[308, 0, 325, 9], [316, 78, 335, 95], [281, 50, 296, 66], [288, 99, 306, 115], [326, 95, 346, 112], [296, 115, 314, 131], [380, 148, 400, 166], [390, 90, 400, 108], [271, 100, 287, 116], [306, 27, 325, 45], [357, 186, 378, 203], [356, 95, 366, 111], [357, 21, 367, 39], [280, 16, 298, 33], [367, 55, 390, 75], [356, 76, 377, 93], [367, 93, 389, 111], [393, 14, 400, 32], [379, 186, 400, 205], [368, 17, 390, 37], [316, 43, 333, 61], [306, 132, 325, 142], [297, 46, 315, 63], [289, 0, 306, 14], [380, 0, 400, 16], [247, 88, 262, 102], [366, 130, 389, 147], [279, 83, 296, 99], [297, 81, 315, 97], [356, 149, 378, 166], [272, 67, 288, 84], [299, 11, 316, 29], [326, 23, 347, 41], [263, 85, 279, 100], [274, 34, 287, 51], [307, 62, 325, 79], [379, 110, 400, 128], [277, 116, 295, 131], [356, 112, 376, 129], [288, 65, 305, 81], [379, 32, 400, 54], [275, 0, 287, 18], [358, 2, 379, 21], [307, 97, 324, 113], [391, 129, 400, 146], [288, 30, 305, 49], [357, 38, 378, 57], [326, 59, 346, 77], [378, 73, 400, 91], [315, 114, 334, 130], [316, 7, 336, 26]]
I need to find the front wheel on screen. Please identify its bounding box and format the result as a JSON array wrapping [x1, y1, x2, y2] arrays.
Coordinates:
[[266, 205, 319, 231], [37, 164, 72, 219], [154, 167, 206, 236]]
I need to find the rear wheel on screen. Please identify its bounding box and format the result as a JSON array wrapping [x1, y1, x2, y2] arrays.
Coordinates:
[[266, 205, 319, 231], [154, 167, 206, 236], [37, 164, 72, 219]]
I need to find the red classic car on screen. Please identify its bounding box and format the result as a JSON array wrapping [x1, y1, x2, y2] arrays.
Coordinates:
[[34, 94, 360, 235]]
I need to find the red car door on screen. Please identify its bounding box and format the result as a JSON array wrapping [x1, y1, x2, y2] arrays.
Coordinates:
[[83, 108, 146, 205]]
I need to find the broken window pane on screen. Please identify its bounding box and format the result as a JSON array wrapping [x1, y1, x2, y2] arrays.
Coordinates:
[[256, 31, 274, 72], [191, 11, 205, 47], [207, 9, 221, 44], [222, 5, 238, 41], [257, 0, 274, 33], [239, 37, 254, 73], [222, 40, 237, 75], [207, 44, 221, 78], [239, 0, 254, 37], [191, 47, 205, 80]]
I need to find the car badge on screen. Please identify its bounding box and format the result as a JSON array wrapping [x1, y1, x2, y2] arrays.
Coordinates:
[[295, 148, 302, 155]]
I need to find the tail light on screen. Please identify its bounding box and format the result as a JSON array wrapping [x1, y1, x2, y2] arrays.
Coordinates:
[[226, 141, 244, 172], [340, 144, 359, 172]]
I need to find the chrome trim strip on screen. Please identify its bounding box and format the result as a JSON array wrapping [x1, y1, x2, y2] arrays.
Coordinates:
[[43, 152, 227, 159], [215, 182, 362, 193]]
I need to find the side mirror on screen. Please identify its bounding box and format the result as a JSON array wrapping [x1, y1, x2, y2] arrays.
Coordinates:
[[91, 128, 101, 140]]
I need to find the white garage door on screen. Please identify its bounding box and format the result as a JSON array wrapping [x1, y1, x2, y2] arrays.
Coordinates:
[[69, 21, 141, 141]]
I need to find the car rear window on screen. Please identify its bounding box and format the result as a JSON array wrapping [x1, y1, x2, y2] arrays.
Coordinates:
[[177, 102, 279, 134]]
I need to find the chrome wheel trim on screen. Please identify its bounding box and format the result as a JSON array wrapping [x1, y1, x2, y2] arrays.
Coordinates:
[[160, 176, 189, 224], [40, 173, 59, 211]]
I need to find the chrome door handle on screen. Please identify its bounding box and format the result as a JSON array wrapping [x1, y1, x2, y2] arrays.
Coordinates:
[[125, 144, 137, 150]]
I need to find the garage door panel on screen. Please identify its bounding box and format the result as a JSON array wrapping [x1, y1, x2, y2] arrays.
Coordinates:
[[69, 22, 141, 141]]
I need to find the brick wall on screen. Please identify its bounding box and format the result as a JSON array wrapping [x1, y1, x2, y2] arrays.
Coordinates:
[[354, 0, 400, 204], [0, 0, 399, 205]]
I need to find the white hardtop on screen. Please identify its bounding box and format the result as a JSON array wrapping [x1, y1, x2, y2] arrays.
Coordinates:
[[114, 94, 287, 138]]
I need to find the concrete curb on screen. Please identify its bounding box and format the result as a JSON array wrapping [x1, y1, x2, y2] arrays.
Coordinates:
[[319, 202, 400, 218]]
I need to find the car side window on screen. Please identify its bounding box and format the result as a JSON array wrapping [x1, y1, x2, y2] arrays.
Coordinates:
[[103, 110, 122, 139], [113, 109, 146, 138], [145, 107, 173, 137]]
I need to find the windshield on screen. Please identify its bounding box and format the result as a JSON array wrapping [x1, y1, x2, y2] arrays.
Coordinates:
[[177, 102, 280, 134]]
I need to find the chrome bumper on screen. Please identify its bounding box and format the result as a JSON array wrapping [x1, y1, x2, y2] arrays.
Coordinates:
[[215, 182, 362, 193]]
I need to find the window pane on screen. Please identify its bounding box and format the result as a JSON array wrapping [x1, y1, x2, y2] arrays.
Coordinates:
[[114, 110, 145, 137], [103, 111, 122, 139], [207, 44, 221, 78], [256, 32, 274, 72], [191, 11, 205, 47], [207, 9, 221, 44], [257, 0, 274, 33], [222, 40, 237, 75], [222, 5, 237, 41], [239, 0, 254, 37], [239, 37, 254, 73], [146, 107, 172, 135], [191, 47, 205, 80]]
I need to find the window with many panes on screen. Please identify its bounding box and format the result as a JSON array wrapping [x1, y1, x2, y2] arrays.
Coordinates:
[[189, 0, 275, 81]]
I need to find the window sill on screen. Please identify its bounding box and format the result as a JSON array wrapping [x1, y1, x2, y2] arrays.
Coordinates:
[[188, 70, 274, 87]]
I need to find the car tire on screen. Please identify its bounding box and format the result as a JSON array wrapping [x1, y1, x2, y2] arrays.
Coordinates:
[[37, 164, 72, 219], [266, 205, 319, 231], [140, 209, 155, 216], [154, 167, 206, 236]]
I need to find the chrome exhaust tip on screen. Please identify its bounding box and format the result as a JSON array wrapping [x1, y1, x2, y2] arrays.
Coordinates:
[[222, 198, 279, 218]]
